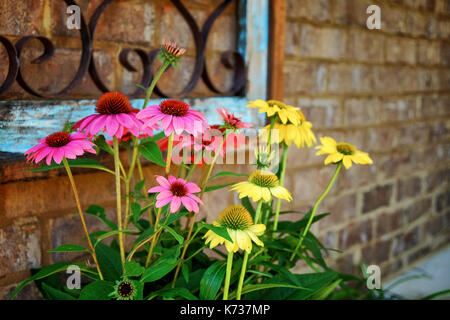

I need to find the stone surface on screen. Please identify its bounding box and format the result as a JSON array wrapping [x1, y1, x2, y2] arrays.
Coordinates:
[[0, 219, 41, 278]]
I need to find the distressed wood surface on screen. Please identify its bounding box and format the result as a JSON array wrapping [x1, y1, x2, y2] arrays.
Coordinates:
[[268, 0, 285, 101], [0, 0, 269, 154]]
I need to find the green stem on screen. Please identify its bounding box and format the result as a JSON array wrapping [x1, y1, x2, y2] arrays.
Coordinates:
[[236, 200, 263, 299], [267, 117, 276, 153], [273, 143, 289, 234], [113, 137, 126, 268], [124, 138, 139, 229], [145, 207, 163, 267], [223, 251, 234, 300], [165, 132, 174, 176], [289, 162, 343, 261], [62, 158, 104, 280], [236, 253, 249, 300], [199, 130, 230, 199], [142, 61, 170, 109]]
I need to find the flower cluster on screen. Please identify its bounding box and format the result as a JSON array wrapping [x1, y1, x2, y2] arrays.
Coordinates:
[[19, 43, 375, 302]]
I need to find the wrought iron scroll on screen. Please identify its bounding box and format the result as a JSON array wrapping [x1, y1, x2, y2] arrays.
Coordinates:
[[0, 0, 246, 98]]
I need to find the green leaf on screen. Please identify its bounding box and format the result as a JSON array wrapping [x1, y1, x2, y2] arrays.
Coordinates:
[[41, 283, 76, 300], [147, 287, 198, 300], [94, 135, 114, 155], [210, 171, 248, 180], [229, 283, 306, 300], [134, 180, 146, 192], [310, 279, 342, 300], [139, 141, 165, 167], [204, 183, 234, 193], [160, 224, 184, 244], [9, 262, 96, 300], [48, 244, 89, 253], [200, 261, 227, 300], [241, 196, 255, 215], [86, 205, 117, 230], [141, 247, 180, 283], [422, 289, 450, 300], [199, 223, 232, 242], [124, 261, 145, 277], [96, 243, 123, 281], [135, 83, 147, 91], [93, 229, 135, 248], [28, 159, 115, 175], [181, 263, 190, 284], [79, 280, 114, 300]]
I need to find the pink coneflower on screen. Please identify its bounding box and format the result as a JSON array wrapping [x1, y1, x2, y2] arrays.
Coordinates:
[[137, 99, 209, 136], [24, 132, 96, 165], [148, 175, 203, 213], [73, 92, 157, 139], [217, 107, 252, 130]]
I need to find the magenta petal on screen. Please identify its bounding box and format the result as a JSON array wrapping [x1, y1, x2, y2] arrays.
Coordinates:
[[185, 182, 201, 193], [181, 196, 193, 212], [161, 115, 173, 131], [173, 117, 184, 135], [167, 176, 177, 184], [187, 193, 203, 205], [170, 196, 181, 213], [35, 147, 51, 163], [106, 116, 119, 137], [89, 115, 106, 135], [156, 190, 173, 201], [53, 148, 64, 164], [148, 186, 167, 193], [156, 196, 173, 208], [155, 175, 170, 188], [46, 149, 55, 165]]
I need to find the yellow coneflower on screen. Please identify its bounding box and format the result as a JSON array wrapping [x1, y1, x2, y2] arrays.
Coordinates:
[[230, 170, 292, 203], [263, 110, 316, 148], [248, 99, 302, 126], [203, 205, 266, 253], [315, 137, 373, 169]]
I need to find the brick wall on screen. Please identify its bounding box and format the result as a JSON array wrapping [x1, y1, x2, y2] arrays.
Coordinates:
[[1, 0, 450, 300], [283, 0, 450, 277]]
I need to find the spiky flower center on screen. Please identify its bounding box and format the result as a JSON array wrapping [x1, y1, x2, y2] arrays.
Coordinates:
[[117, 281, 134, 298], [95, 92, 134, 114], [162, 40, 186, 57], [170, 181, 187, 197], [160, 100, 190, 117], [46, 132, 71, 147], [336, 143, 356, 155], [249, 170, 279, 188], [218, 205, 253, 230]]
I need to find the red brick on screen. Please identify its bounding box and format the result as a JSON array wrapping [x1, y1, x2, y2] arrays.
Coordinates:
[[284, 62, 327, 94], [332, 0, 374, 27], [379, 97, 416, 123], [0, 282, 42, 300], [392, 226, 421, 255], [287, 0, 331, 22], [404, 197, 432, 222], [407, 245, 432, 264], [285, 22, 301, 56], [297, 98, 342, 128], [426, 167, 449, 192], [328, 64, 376, 94], [363, 184, 393, 213], [377, 210, 404, 236], [361, 239, 391, 265], [381, 6, 408, 34], [338, 219, 373, 250], [386, 37, 416, 65], [299, 25, 347, 59], [418, 40, 441, 66], [344, 98, 380, 126], [347, 30, 385, 63], [397, 176, 422, 201], [0, 219, 41, 277], [317, 193, 358, 229]]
